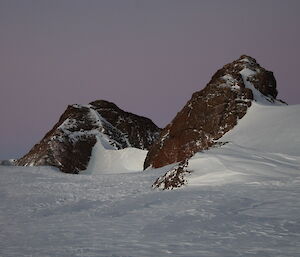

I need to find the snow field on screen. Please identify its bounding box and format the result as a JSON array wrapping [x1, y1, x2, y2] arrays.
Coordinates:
[[1, 163, 299, 256], [1, 102, 300, 256]]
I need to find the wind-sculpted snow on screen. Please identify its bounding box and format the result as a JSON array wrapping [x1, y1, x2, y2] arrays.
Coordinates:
[[84, 142, 148, 174], [2, 57, 300, 256], [220, 103, 300, 156], [1, 101, 300, 255], [1, 151, 300, 256], [155, 102, 300, 189]]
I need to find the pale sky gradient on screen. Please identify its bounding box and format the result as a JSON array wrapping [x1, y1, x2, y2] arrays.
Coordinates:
[[1, 0, 300, 159]]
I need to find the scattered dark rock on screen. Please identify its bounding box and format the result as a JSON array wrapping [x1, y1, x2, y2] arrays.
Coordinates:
[[152, 160, 191, 190]]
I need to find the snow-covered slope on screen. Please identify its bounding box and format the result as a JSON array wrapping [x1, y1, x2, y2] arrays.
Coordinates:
[[188, 142, 300, 186], [1, 152, 299, 256], [188, 102, 300, 185], [84, 136, 147, 174], [220, 102, 300, 156], [155, 103, 300, 188], [1, 103, 300, 256]]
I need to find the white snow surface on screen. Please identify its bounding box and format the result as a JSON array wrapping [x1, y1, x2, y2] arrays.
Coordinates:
[[84, 136, 147, 174], [220, 102, 300, 156], [1, 103, 300, 256]]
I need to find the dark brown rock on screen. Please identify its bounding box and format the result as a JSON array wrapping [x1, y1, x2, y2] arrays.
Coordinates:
[[16, 101, 160, 173], [89, 100, 160, 149], [144, 55, 279, 169], [152, 160, 191, 190]]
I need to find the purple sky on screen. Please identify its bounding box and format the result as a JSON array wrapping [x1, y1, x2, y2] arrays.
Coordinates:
[[1, 0, 300, 159]]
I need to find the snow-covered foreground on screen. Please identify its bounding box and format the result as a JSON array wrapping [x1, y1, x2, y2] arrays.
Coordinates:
[[1, 103, 300, 256], [84, 143, 147, 174], [1, 163, 300, 257]]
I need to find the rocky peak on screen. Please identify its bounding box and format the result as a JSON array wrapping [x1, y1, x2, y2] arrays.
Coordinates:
[[144, 55, 282, 169], [89, 99, 161, 150], [90, 99, 120, 110], [211, 54, 278, 100], [16, 100, 160, 173]]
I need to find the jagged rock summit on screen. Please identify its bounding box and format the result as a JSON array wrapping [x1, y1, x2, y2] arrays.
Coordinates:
[[16, 100, 160, 173], [144, 55, 283, 170]]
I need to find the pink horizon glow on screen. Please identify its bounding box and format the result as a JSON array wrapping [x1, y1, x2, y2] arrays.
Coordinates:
[[1, 0, 300, 159]]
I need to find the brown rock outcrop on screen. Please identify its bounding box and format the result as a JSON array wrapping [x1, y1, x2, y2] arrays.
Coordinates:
[[89, 100, 160, 150], [16, 100, 160, 173], [144, 55, 280, 169], [152, 160, 191, 190]]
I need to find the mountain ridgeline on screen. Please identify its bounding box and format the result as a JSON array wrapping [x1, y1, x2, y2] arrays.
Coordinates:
[[144, 55, 283, 169], [16, 100, 161, 173], [16, 55, 284, 174]]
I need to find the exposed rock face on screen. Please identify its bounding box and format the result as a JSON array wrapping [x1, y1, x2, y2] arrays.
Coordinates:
[[152, 160, 191, 190], [16, 100, 160, 173], [144, 55, 280, 169], [89, 100, 160, 150]]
